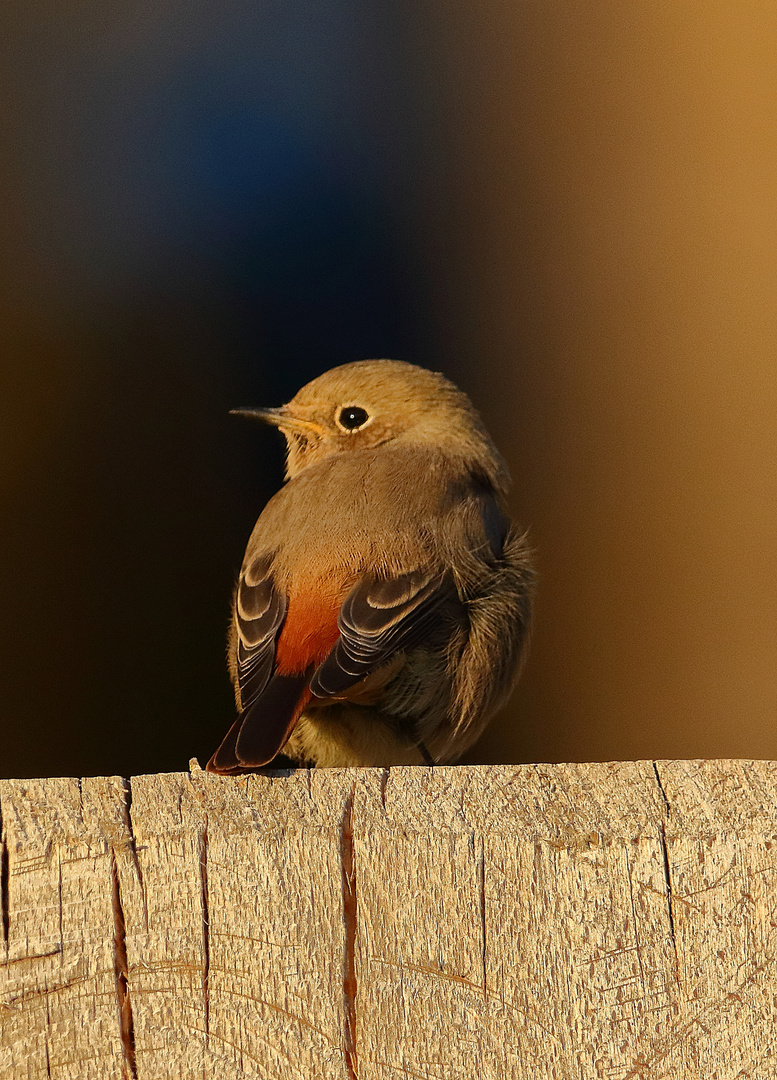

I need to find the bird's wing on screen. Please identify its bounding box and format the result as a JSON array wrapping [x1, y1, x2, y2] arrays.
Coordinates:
[[233, 553, 287, 710], [309, 566, 456, 698], [209, 553, 308, 773]]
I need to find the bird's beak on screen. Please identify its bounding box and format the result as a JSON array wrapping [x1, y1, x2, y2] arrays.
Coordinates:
[[230, 406, 323, 435]]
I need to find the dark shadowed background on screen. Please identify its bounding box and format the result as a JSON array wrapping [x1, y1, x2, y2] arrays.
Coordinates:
[[2, 1, 776, 779]]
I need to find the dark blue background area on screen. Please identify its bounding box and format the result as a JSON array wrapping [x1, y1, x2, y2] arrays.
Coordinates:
[[1, 0, 439, 777]]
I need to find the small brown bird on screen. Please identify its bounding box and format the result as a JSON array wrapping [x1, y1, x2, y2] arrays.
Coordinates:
[[207, 359, 534, 772]]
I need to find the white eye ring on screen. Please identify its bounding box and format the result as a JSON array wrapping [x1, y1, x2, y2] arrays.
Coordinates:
[[336, 405, 371, 432]]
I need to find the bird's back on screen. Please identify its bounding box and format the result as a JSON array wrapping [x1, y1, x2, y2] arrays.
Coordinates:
[[242, 442, 490, 591]]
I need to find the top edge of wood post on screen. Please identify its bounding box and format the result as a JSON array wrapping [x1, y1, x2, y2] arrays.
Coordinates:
[[2, 760, 777, 841]]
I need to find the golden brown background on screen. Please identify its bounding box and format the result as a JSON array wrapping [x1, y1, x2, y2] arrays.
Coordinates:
[[2, 2, 776, 778]]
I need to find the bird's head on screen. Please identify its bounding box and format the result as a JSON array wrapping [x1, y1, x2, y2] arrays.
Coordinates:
[[232, 359, 509, 492]]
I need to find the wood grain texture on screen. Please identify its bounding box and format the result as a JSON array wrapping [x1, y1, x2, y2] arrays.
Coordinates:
[[2, 761, 777, 1078]]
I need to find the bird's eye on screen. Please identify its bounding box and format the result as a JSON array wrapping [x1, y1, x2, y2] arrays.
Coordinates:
[[337, 405, 370, 431]]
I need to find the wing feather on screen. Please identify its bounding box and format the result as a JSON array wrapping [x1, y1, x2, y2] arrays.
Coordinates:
[[309, 567, 457, 699], [208, 551, 298, 773], [234, 553, 287, 711]]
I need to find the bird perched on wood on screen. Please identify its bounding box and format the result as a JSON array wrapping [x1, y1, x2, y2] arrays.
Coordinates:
[[207, 359, 534, 772]]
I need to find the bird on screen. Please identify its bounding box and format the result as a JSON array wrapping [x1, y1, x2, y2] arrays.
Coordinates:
[[206, 359, 534, 772]]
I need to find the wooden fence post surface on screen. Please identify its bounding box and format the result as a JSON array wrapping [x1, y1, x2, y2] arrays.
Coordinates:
[[1, 760, 776, 1078]]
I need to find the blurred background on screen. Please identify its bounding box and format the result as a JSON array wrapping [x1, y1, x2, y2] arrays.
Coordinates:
[[2, 1, 776, 779]]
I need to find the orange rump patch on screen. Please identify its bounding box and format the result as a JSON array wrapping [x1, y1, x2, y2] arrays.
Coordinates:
[[274, 590, 342, 676]]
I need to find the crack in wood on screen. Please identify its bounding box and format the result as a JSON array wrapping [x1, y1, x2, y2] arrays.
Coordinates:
[[44, 995, 52, 1079], [199, 818, 210, 1044], [57, 860, 63, 952], [658, 821, 680, 970], [2, 972, 92, 1007], [121, 778, 148, 931], [651, 760, 670, 817], [340, 785, 359, 1079], [110, 847, 137, 1079], [0, 945, 62, 968], [652, 762, 680, 979], [478, 837, 488, 1001], [0, 796, 9, 950]]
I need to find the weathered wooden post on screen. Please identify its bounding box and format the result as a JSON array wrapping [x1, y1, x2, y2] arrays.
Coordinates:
[[2, 760, 776, 1078]]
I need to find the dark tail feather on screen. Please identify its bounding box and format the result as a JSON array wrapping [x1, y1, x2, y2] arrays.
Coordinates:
[[207, 714, 243, 773], [207, 673, 310, 773]]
